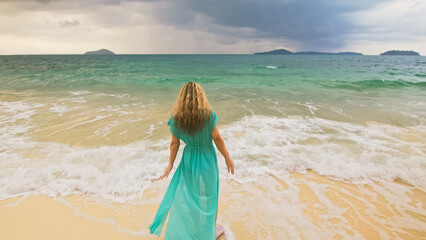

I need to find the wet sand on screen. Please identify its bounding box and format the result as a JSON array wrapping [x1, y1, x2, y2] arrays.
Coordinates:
[[1, 171, 425, 240]]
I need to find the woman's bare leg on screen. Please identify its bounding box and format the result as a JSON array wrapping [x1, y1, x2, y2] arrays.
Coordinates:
[[215, 206, 218, 226]]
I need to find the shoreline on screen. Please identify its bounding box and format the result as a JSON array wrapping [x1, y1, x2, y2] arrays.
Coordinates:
[[1, 171, 425, 239]]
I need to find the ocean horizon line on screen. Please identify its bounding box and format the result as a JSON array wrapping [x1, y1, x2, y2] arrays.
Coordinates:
[[1, 53, 423, 56]]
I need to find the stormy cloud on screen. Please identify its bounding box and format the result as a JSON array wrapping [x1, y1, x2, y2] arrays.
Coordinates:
[[148, 0, 389, 49], [0, 0, 425, 54]]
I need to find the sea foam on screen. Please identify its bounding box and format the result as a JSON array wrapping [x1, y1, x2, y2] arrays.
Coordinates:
[[1, 101, 425, 202]]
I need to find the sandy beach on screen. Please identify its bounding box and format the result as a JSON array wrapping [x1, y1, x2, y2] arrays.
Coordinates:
[[1, 171, 424, 240]]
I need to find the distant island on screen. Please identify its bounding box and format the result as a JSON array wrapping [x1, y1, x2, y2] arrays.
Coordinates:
[[255, 49, 293, 55], [380, 50, 419, 56], [254, 48, 363, 55], [84, 49, 115, 55]]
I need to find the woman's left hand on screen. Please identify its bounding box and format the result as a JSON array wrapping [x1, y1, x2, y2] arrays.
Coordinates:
[[160, 164, 173, 180]]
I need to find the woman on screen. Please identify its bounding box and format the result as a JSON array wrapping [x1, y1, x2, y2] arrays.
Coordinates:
[[148, 82, 235, 239]]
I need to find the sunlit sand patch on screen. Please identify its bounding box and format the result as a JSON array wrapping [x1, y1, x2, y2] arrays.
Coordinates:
[[0, 91, 173, 147], [0, 171, 425, 239], [217, 171, 426, 239], [29, 102, 171, 147]]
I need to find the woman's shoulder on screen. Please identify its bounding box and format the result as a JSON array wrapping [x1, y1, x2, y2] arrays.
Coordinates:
[[207, 109, 218, 121], [207, 109, 218, 131], [167, 114, 175, 126], [209, 109, 217, 116]]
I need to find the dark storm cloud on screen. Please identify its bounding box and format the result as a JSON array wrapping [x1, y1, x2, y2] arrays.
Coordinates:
[[1, 0, 390, 50], [147, 0, 390, 49]]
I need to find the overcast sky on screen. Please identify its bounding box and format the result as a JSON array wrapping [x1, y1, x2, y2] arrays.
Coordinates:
[[0, 0, 425, 55]]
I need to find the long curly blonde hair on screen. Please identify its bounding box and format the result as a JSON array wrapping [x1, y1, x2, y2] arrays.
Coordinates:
[[171, 82, 212, 135]]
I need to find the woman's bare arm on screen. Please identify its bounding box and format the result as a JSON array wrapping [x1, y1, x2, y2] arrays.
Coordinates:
[[168, 133, 180, 166], [212, 126, 234, 175], [160, 133, 180, 180]]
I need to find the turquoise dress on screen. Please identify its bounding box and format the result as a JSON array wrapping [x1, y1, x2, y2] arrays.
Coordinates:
[[148, 110, 219, 240]]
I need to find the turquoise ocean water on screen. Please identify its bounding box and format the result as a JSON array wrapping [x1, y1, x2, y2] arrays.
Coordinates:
[[0, 55, 425, 202]]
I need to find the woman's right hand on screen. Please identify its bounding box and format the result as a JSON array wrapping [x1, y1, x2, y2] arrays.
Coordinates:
[[225, 157, 234, 175], [160, 163, 173, 180]]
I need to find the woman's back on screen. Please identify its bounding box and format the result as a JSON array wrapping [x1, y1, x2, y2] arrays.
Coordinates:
[[168, 110, 218, 148]]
